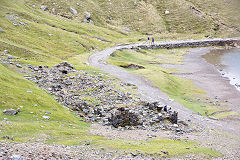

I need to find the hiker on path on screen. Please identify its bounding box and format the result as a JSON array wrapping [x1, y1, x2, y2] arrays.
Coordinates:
[[147, 37, 150, 44], [152, 37, 155, 45]]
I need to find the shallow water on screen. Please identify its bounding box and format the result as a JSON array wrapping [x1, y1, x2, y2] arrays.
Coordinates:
[[203, 48, 240, 90]]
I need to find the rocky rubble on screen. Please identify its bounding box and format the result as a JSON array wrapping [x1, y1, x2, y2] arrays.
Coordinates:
[[0, 52, 188, 133], [0, 142, 149, 160]]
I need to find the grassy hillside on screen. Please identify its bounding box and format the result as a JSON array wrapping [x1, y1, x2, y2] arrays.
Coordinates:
[[25, 0, 240, 36], [0, 0, 142, 68]]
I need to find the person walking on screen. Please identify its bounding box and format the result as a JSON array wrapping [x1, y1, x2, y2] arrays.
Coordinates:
[[147, 37, 150, 44], [152, 37, 155, 45]]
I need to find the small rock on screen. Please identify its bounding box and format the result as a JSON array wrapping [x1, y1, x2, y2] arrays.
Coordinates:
[[42, 116, 50, 120], [8, 55, 13, 59], [89, 20, 94, 25], [45, 111, 51, 114], [11, 154, 24, 160], [131, 152, 137, 157], [161, 150, 169, 155], [16, 64, 22, 68], [173, 124, 178, 127], [51, 8, 56, 15], [40, 5, 48, 11], [26, 91, 33, 93], [165, 10, 170, 14], [70, 7, 78, 15], [3, 108, 19, 115], [85, 12, 91, 19], [0, 27, 3, 33]]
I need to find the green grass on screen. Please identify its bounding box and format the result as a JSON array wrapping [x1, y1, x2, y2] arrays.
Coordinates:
[[24, 0, 240, 37], [96, 138, 222, 158], [108, 49, 234, 117], [0, 0, 142, 68]]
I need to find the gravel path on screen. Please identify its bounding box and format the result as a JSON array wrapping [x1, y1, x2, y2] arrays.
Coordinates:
[[89, 38, 240, 158]]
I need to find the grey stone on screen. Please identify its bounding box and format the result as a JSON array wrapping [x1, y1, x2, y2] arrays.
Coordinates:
[[11, 154, 24, 160], [8, 55, 13, 59], [42, 116, 50, 120], [0, 27, 3, 33], [89, 20, 94, 25], [85, 12, 91, 19], [40, 5, 48, 11], [3, 108, 19, 115], [69, 7, 78, 15], [16, 64, 22, 68], [45, 111, 51, 114], [51, 8, 56, 15]]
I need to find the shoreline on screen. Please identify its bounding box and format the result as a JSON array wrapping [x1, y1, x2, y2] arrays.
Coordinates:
[[203, 48, 240, 92], [173, 47, 240, 115]]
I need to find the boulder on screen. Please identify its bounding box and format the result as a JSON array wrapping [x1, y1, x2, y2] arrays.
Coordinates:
[[169, 111, 178, 124], [0, 27, 3, 33], [3, 108, 19, 115], [53, 62, 75, 74], [108, 107, 140, 128], [69, 7, 78, 15]]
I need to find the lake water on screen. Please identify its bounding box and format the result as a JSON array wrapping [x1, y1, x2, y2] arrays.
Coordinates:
[[203, 48, 240, 91]]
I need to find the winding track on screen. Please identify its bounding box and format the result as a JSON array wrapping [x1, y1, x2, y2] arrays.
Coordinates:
[[89, 38, 240, 134]]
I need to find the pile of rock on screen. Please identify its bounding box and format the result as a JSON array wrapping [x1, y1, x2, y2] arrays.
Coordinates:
[[105, 102, 188, 133], [28, 62, 137, 109], [6, 14, 28, 27], [0, 56, 188, 132]]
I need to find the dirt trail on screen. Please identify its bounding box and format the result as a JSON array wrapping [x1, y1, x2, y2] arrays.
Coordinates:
[[89, 39, 240, 158]]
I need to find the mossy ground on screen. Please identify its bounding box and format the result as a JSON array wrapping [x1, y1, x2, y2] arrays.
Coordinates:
[[108, 49, 237, 118]]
